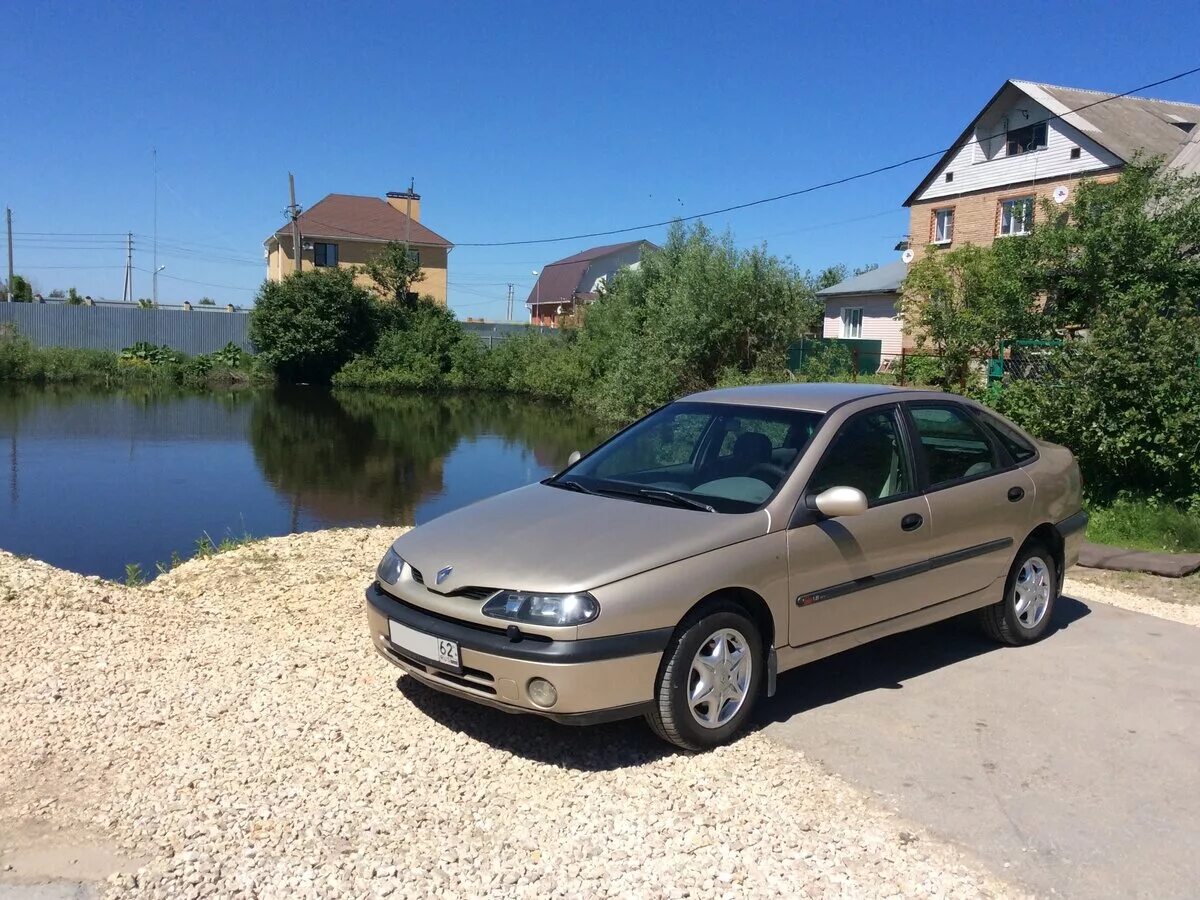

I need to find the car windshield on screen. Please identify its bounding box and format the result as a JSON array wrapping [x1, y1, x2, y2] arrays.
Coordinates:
[[553, 401, 823, 513]]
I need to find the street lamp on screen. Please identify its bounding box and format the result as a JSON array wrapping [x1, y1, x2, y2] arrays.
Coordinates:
[[153, 265, 166, 305]]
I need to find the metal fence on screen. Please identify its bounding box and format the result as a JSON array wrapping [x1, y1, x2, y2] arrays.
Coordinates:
[[0, 302, 253, 354], [460, 321, 557, 348]]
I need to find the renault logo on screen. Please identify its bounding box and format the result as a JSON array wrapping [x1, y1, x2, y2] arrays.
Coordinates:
[[436, 565, 453, 585]]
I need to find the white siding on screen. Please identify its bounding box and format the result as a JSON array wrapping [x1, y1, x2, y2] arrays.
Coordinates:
[[822, 293, 904, 359], [580, 246, 646, 293], [914, 99, 1122, 203]]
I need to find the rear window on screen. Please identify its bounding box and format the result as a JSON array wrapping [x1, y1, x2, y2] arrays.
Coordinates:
[[975, 410, 1037, 463]]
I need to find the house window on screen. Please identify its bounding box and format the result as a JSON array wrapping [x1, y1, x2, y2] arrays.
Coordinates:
[[1070, 146, 1082, 159], [945, 171, 954, 183], [313, 242, 339, 267], [1006, 121, 1047, 156], [999, 197, 1034, 236], [405, 248, 421, 267], [840, 307, 863, 339], [934, 208, 955, 244]]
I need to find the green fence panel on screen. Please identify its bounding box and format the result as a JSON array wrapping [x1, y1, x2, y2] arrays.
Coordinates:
[[787, 337, 883, 376]]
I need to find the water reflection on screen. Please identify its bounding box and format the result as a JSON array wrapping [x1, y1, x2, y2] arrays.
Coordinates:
[[0, 384, 609, 579]]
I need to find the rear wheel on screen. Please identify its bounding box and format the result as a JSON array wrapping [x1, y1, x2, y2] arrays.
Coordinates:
[[980, 542, 1057, 645], [645, 602, 764, 751]]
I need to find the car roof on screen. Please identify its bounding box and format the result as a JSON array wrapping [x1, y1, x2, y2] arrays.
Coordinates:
[[682, 382, 950, 414]]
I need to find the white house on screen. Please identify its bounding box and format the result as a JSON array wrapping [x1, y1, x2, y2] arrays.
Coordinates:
[[817, 261, 908, 362]]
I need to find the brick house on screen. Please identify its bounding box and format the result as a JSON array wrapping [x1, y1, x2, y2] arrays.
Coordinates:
[[904, 80, 1199, 260], [264, 190, 453, 305], [527, 240, 656, 326], [817, 79, 1198, 364]]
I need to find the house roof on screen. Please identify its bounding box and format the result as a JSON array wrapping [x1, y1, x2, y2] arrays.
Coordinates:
[[269, 193, 453, 247], [525, 240, 655, 307], [904, 80, 1200, 206], [817, 260, 907, 297]]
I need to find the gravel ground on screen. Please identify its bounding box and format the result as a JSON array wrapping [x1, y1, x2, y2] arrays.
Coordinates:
[[1065, 573, 1200, 627], [0, 528, 1019, 899]]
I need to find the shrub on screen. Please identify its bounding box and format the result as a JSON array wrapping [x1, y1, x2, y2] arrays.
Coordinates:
[[334, 300, 484, 391], [992, 303, 1200, 508], [249, 269, 378, 383], [797, 342, 854, 382]]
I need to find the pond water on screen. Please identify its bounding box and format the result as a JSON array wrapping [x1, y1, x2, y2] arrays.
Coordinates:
[[0, 385, 610, 580]]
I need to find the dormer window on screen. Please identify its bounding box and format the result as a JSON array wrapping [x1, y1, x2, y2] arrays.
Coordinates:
[[1006, 121, 1047, 156]]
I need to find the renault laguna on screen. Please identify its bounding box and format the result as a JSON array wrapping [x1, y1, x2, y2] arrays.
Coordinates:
[[365, 383, 1085, 750]]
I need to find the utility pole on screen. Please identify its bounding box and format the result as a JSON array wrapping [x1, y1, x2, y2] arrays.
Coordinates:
[[288, 172, 302, 274], [122, 232, 134, 303], [5, 207, 12, 303], [152, 148, 158, 305], [506, 283, 514, 322]]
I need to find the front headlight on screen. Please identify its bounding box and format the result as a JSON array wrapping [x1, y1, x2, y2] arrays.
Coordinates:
[[376, 547, 404, 584], [482, 590, 600, 626]]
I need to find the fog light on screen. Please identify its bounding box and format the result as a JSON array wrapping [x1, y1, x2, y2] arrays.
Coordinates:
[[527, 678, 558, 708]]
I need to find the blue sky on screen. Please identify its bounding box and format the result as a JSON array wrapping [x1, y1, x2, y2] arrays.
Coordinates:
[[4, 0, 1198, 319]]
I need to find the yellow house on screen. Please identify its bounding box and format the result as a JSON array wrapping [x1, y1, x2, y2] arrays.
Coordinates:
[[263, 190, 453, 304]]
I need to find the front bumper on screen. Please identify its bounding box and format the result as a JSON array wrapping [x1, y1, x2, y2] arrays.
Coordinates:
[[365, 582, 667, 723]]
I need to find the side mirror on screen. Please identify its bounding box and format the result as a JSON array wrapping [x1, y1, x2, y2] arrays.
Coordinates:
[[567, 450, 582, 466], [810, 486, 868, 518]]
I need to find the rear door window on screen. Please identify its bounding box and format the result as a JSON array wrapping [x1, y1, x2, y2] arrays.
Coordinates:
[[973, 410, 1037, 463], [908, 404, 1000, 488]]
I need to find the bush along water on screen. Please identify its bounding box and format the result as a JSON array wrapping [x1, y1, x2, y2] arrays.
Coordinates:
[[0, 325, 268, 389]]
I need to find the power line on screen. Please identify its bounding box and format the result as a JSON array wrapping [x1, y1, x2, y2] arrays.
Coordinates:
[[307, 66, 1200, 252], [132, 265, 256, 292]]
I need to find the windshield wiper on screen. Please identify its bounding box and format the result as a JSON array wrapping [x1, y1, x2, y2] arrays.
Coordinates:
[[636, 488, 716, 513], [587, 485, 717, 513], [546, 478, 600, 496]]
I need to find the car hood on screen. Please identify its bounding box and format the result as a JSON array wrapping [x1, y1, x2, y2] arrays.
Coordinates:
[[391, 482, 770, 594]]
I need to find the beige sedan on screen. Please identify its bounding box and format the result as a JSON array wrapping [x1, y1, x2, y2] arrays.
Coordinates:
[[366, 383, 1086, 750]]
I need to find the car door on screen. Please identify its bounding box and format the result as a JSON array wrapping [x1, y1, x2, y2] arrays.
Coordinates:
[[787, 404, 934, 647], [903, 401, 1037, 601]]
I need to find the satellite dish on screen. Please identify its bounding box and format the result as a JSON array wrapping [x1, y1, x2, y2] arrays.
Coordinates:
[[901, 248, 915, 264], [1053, 186, 1069, 204]]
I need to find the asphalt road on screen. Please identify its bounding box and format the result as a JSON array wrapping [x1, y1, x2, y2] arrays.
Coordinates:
[[762, 595, 1200, 898]]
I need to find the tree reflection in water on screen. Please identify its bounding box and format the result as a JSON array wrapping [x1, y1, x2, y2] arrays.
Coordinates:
[[249, 387, 611, 527]]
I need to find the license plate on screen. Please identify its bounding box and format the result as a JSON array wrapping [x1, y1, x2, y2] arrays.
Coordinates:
[[388, 620, 461, 673]]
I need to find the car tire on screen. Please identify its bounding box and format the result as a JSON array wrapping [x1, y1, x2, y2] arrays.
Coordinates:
[[980, 541, 1058, 645], [645, 601, 764, 751]]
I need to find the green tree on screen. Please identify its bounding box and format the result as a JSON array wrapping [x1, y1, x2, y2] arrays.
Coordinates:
[[198, 296, 216, 306], [574, 222, 822, 420], [7, 275, 34, 302], [65, 287, 84, 306], [987, 161, 1200, 506], [360, 241, 425, 306], [1022, 159, 1200, 327], [900, 241, 1043, 388], [249, 269, 378, 383]]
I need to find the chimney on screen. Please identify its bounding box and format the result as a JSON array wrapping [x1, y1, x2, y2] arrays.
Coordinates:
[[386, 189, 421, 222]]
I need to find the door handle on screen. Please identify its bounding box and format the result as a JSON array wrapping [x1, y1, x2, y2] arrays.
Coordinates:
[[900, 513, 923, 532], [1007, 486, 1026, 502]]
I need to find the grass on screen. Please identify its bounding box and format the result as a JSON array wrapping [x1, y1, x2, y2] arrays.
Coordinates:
[[124, 529, 260, 586], [1086, 499, 1200, 554]]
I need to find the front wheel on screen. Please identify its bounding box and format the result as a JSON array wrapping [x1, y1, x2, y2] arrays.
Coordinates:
[[980, 542, 1057, 645], [645, 603, 764, 751]]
